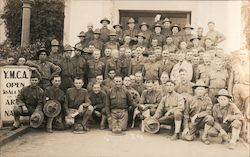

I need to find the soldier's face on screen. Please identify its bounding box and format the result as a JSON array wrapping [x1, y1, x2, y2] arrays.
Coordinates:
[[178, 53, 185, 61], [51, 46, 59, 53], [208, 24, 215, 31], [39, 52, 47, 61], [108, 71, 116, 79], [93, 84, 101, 94], [87, 24, 93, 30], [195, 87, 206, 96], [186, 52, 193, 61], [172, 27, 179, 34], [146, 82, 154, 91], [203, 54, 211, 62], [104, 49, 111, 57], [114, 77, 123, 87], [79, 37, 85, 42], [163, 22, 171, 28], [141, 25, 148, 31], [136, 48, 143, 56], [215, 61, 223, 70], [197, 29, 203, 35], [119, 48, 125, 55], [94, 34, 100, 39], [7, 57, 15, 65], [180, 42, 187, 49], [179, 71, 187, 81], [115, 26, 121, 32], [218, 96, 229, 107], [155, 27, 161, 34], [152, 40, 158, 46], [239, 50, 248, 62], [74, 79, 84, 89], [123, 77, 131, 87], [184, 28, 192, 34], [205, 39, 213, 47], [112, 50, 119, 59], [52, 77, 61, 88], [192, 57, 200, 65], [64, 51, 72, 58], [166, 38, 173, 44], [93, 51, 101, 60], [162, 51, 169, 58], [192, 49, 199, 56], [165, 82, 175, 92], [96, 76, 103, 84], [124, 36, 131, 43], [128, 23, 135, 28], [129, 75, 135, 83], [160, 74, 169, 84], [137, 37, 144, 43], [135, 73, 143, 82], [75, 49, 81, 56], [192, 39, 200, 45], [102, 21, 108, 27], [169, 53, 176, 60], [149, 55, 156, 62], [18, 58, 26, 65], [125, 50, 131, 57], [155, 50, 162, 58], [110, 36, 116, 41], [30, 78, 39, 86]]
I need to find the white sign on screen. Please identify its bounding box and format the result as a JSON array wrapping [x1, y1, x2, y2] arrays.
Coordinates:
[[0, 66, 31, 127]]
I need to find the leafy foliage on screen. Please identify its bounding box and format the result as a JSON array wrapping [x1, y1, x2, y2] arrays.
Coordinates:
[[1, 0, 65, 48]]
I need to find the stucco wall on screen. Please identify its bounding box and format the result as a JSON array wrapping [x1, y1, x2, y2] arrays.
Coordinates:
[[64, 0, 242, 53]]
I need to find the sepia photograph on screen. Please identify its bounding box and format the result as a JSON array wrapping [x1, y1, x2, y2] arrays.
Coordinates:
[[0, 0, 249, 157]]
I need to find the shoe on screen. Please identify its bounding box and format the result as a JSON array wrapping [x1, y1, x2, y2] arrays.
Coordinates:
[[171, 133, 179, 140], [228, 142, 236, 150], [100, 124, 105, 130], [46, 128, 53, 133], [10, 126, 19, 131], [82, 125, 89, 131], [202, 136, 210, 145]]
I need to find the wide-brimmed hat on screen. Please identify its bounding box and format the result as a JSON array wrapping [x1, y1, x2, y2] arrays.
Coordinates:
[[162, 18, 172, 24], [190, 35, 201, 42], [77, 31, 86, 37], [135, 32, 146, 39], [183, 23, 194, 30], [215, 89, 232, 99], [100, 17, 110, 24], [51, 39, 59, 46], [113, 24, 123, 29], [93, 29, 101, 34], [144, 117, 160, 134], [36, 47, 50, 58], [127, 17, 135, 24], [64, 44, 73, 51], [192, 80, 209, 89], [170, 24, 181, 32], [154, 23, 162, 29], [30, 111, 44, 128], [43, 100, 62, 118], [139, 22, 149, 29], [109, 31, 117, 36], [74, 44, 84, 52]]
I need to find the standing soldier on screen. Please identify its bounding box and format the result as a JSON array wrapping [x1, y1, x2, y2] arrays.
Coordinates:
[[196, 52, 213, 85], [150, 23, 165, 47], [208, 89, 244, 149], [11, 71, 44, 130], [72, 44, 87, 82], [161, 18, 172, 37], [120, 48, 132, 77], [197, 27, 205, 46], [170, 24, 182, 47], [87, 49, 105, 85], [123, 18, 139, 46], [44, 75, 65, 133], [100, 17, 111, 43], [132, 71, 146, 96], [144, 54, 160, 81], [132, 33, 147, 52], [85, 23, 94, 45], [139, 22, 152, 47], [100, 47, 112, 64], [120, 35, 132, 50], [105, 31, 119, 50], [163, 36, 178, 52], [159, 50, 175, 77], [89, 29, 104, 54], [182, 80, 214, 145], [89, 83, 108, 129], [58, 44, 75, 92], [48, 39, 62, 65], [64, 77, 94, 133], [153, 80, 185, 140], [105, 49, 121, 78], [128, 47, 146, 75], [190, 35, 205, 52], [182, 24, 194, 48], [75, 31, 88, 50], [26, 48, 61, 89], [113, 24, 124, 45], [206, 21, 226, 46], [106, 76, 134, 134], [103, 69, 116, 89]]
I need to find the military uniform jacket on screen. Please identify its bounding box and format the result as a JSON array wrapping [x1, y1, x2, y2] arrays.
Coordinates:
[[89, 90, 107, 110], [149, 33, 165, 47], [16, 85, 44, 112], [58, 58, 75, 78], [158, 59, 175, 76], [208, 69, 228, 89], [100, 26, 110, 43], [163, 44, 178, 52], [64, 88, 91, 110], [44, 86, 65, 105], [71, 55, 87, 78], [87, 59, 105, 79], [48, 53, 63, 65], [139, 89, 162, 107], [144, 61, 160, 80], [89, 39, 104, 51]]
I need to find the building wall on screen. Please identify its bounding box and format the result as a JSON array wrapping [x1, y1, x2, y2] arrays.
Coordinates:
[[0, 0, 7, 43], [64, 0, 242, 53]]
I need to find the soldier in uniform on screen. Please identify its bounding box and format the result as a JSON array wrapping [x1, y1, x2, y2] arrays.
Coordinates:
[[170, 24, 182, 47], [26, 48, 61, 89], [58, 44, 75, 92], [128, 47, 146, 75], [86, 49, 105, 85], [105, 31, 119, 50], [85, 23, 94, 45], [89, 83, 108, 129], [182, 80, 214, 145], [89, 29, 104, 54], [158, 50, 174, 77], [144, 54, 160, 81], [64, 77, 94, 132], [208, 89, 244, 149], [48, 39, 62, 65], [207, 58, 229, 103], [105, 49, 121, 78], [132, 33, 147, 53], [44, 75, 65, 133], [150, 23, 165, 47], [139, 22, 152, 47], [75, 31, 89, 51], [103, 69, 116, 89], [197, 27, 205, 46], [123, 18, 139, 46], [100, 17, 111, 43], [153, 80, 185, 140], [206, 21, 226, 46], [163, 36, 178, 52], [72, 44, 87, 81], [106, 76, 134, 134], [100, 47, 112, 65], [11, 71, 44, 130], [132, 71, 146, 96], [190, 35, 205, 52], [113, 24, 124, 45], [161, 18, 172, 37], [196, 52, 213, 85], [120, 48, 132, 77], [182, 24, 194, 48], [120, 35, 132, 50]]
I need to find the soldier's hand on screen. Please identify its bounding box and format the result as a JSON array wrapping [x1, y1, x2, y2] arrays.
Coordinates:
[[164, 111, 171, 117], [107, 116, 112, 122], [82, 103, 90, 108], [223, 116, 230, 124], [182, 128, 190, 137], [191, 114, 198, 124], [22, 106, 28, 113]]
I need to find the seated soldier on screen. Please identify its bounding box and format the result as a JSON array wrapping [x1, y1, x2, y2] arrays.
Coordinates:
[[136, 80, 162, 121], [44, 75, 65, 133], [208, 89, 244, 149], [11, 70, 44, 130], [106, 76, 134, 134], [182, 80, 214, 145], [158, 72, 170, 96], [64, 77, 94, 133], [89, 83, 108, 130], [132, 71, 146, 96], [153, 80, 185, 140]]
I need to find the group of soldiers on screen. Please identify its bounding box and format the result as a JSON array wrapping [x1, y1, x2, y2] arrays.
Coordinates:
[[2, 16, 249, 150]]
